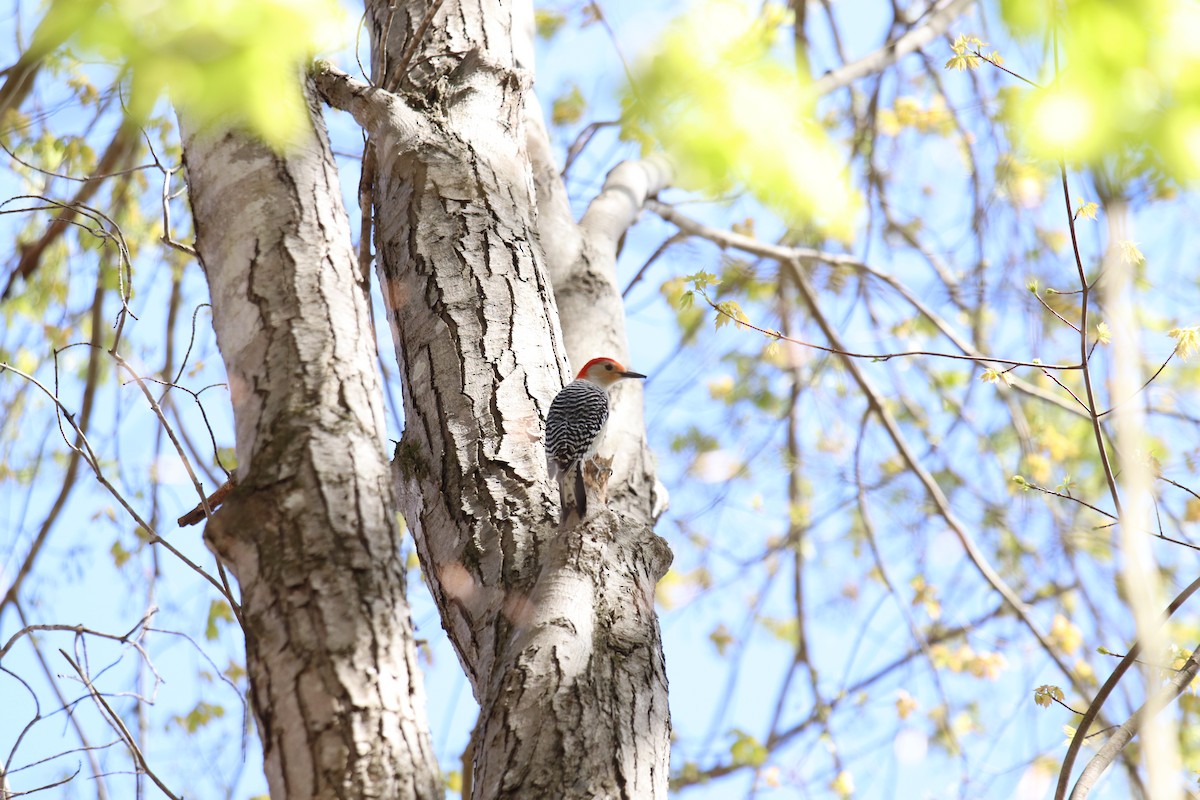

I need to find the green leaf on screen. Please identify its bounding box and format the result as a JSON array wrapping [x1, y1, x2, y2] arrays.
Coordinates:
[[1169, 326, 1200, 360], [950, 33, 988, 55], [51, 0, 349, 147], [830, 770, 855, 798], [534, 9, 567, 39], [997, 0, 1200, 179], [684, 271, 721, 290], [171, 701, 226, 733], [945, 35, 986, 71], [709, 624, 734, 655], [216, 447, 238, 471], [945, 53, 982, 72], [980, 367, 1012, 386], [551, 84, 586, 127], [110, 540, 132, 568], [729, 729, 768, 766], [205, 599, 235, 641], [445, 770, 463, 792], [1118, 240, 1145, 266], [715, 300, 750, 330], [761, 616, 799, 647], [624, 0, 860, 240]]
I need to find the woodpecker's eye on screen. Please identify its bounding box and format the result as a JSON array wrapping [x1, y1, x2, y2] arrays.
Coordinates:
[[605, 363, 613, 370]]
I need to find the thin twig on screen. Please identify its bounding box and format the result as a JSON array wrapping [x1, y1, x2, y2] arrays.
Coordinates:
[[782, 258, 1086, 697], [58, 652, 181, 800], [1033, 290, 1081, 332], [696, 283, 1078, 370], [1019, 479, 1116, 521], [0, 361, 240, 610], [1096, 350, 1176, 419]]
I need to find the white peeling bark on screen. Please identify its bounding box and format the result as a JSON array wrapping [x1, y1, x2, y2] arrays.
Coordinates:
[[313, 0, 675, 795], [180, 80, 441, 800]]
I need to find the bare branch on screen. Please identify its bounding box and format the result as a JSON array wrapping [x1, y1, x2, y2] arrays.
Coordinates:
[[649, 200, 1090, 410], [783, 258, 1087, 696], [811, 0, 975, 95], [697, 283, 1078, 370], [1070, 646, 1200, 798], [1056, 168, 1122, 516], [579, 156, 672, 255], [1056, 575, 1200, 799], [526, 92, 583, 282]]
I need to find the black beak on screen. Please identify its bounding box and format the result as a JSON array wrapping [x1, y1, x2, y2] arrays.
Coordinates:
[[621, 370, 647, 379]]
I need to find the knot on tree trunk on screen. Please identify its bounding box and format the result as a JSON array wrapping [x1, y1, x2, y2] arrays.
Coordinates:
[[201, 480, 265, 574]]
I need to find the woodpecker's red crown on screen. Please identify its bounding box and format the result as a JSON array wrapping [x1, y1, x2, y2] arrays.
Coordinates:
[[576, 357, 647, 386]]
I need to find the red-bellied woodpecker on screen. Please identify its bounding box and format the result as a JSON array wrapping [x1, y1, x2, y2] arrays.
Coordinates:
[[545, 356, 646, 523]]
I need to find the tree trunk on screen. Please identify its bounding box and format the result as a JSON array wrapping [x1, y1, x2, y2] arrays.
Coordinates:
[[314, 0, 675, 795], [179, 80, 442, 800]]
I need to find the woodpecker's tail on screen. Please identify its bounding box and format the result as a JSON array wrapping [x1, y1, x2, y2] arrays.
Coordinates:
[[573, 463, 587, 520], [556, 462, 587, 524]]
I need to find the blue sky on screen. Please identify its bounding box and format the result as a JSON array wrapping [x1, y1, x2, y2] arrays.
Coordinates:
[[5, 0, 1200, 798]]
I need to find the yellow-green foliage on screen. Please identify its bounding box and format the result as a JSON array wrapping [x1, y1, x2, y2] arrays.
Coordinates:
[[999, 0, 1200, 177], [625, 0, 860, 239], [39, 0, 348, 146]]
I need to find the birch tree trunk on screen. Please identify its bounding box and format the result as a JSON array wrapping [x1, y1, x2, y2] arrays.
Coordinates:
[[179, 82, 442, 800]]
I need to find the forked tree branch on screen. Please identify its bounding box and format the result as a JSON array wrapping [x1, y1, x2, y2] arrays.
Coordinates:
[[311, 61, 432, 148], [1056, 575, 1200, 800], [1070, 645, 1200, 799]]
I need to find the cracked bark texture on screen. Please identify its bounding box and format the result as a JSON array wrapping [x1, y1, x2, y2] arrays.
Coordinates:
[[308, 0, 674, 795], [180, 80, 441, 800]]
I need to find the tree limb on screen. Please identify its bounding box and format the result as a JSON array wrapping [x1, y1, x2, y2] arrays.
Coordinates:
[[526, 91, 583, 283], [811, 0, 976, 96], [784, 258, 1088, 697], [649, 200, 1091, 417], [311, 60, 432, 147], [578, 155, 673, 255], [1070, 645, 1200, 799], [1056, 574, 1200, 800], [181, 75, 442, 799]]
